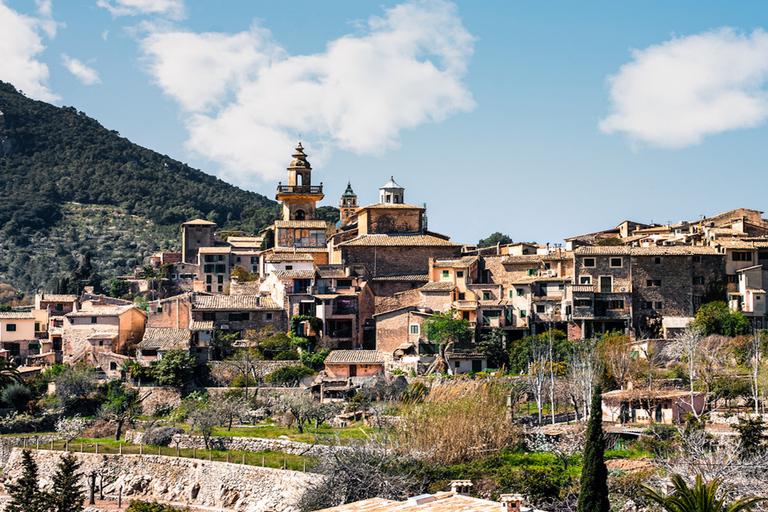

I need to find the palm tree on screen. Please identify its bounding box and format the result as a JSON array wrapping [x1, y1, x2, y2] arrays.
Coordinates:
[[0, 358, 22, 389], [642, 474, 765, 512]]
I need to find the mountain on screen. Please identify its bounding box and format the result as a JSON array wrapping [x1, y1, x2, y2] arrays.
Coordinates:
[[0, 81, 281, 296]]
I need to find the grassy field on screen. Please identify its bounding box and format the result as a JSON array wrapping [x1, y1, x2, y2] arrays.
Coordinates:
[[161, 421, 375, 444]]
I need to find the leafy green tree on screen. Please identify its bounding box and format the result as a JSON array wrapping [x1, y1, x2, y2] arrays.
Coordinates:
[[48, 453, 85, 512], [477, 232, 513, 248], [691, 301, 749, 337], [127, 500, 190, 511], [424, 311, 474, 373], [230, 265, 257, 282], [108, 278, 131, 298], [577, 384, 609, 512], [100, 379, 145, 440], [478, 328, 509, 369], [641, 474, 765, 512], [54, 365, 96, 412], [264, 365, 316, 386], [260, 229, 275, 250], [5, 450, 48, 512], [152, 350, 196, 387], [508, 329, 567, 374], [315, 206, 340, 224]]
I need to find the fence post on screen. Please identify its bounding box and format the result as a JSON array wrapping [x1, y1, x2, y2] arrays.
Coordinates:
[[262, 456, 265, 467], [119, 443, 122, 455], [193, 448, 196, 458], [209, 451, 212, 461], [23, 438, 26, 448], [95, 443, 98, 454], [65, 441, 69, 452], [36, 438, 39, 450], [242, 454, 245, 464], [226, 453, 229, 463], [81, 441, 83, 453], [140, 443, 143, 455], [50, 441, 54, 451], [158, 446, 161, 456]]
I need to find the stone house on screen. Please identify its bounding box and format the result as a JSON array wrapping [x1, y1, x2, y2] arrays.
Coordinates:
[[323, 350, 385, 377], [0, 311, 48, 362], [374, 305, 434, 357], [190, 294, 286, 339], [62, 304, 146, 360], [197, 246, 232, 294], [602, 388, 705, 424], [136, 327, 195, 363], [146, 292, 194, 329], [181, 218, 216, 264]]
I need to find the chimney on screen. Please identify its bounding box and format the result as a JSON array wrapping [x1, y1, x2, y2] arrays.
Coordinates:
[[450, 480, 472, 496], [500, 494, 524, 512]]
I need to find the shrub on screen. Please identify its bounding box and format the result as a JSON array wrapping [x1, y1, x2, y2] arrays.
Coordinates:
[[231, 374, 257, 388], [264, 365, 316, 385], [401, 382, 428, 404], [275, 350, 299, 360], [127, 501, 189, 512], [2, 383, 33, 412], [143, 426, 184, 447]]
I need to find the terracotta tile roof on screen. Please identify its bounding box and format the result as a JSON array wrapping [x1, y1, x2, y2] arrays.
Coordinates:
[[273, 247, 328, 253], [38, 294, 78, 302], [0, 312, 35, 320], [193, 295, 281, 310], [315, 494, 509, 512], [199, 246, 232, 254], [316, 265, 366, 278], [274, 220, 328, 229], [358, 203, 425, 210], [181, 219, 216, 226], [338, 234, 459, 247], [273, 270, 316, 279], [630, 246, 720, 255], [574, 247, 632, 255], [324, 350, 385, 364], [421, 282, 455, 292], [138, 328, 190, 350], [372, 274, 429, 281], [66, 305, 139, 317], [434, 256, 477, 268], [190, 320, 215, 330], [227, 237, 262, 248], [266, 253, 314, 262]]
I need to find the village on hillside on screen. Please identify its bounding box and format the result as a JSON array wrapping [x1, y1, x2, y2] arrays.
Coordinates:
[[1, 144, 768, 512]]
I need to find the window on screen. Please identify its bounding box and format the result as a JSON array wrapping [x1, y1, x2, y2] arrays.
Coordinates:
[[236, 257, 241, 263], [456, 271, 464, 278], [733, 251, 753, 261], [229, 313, 249, 321], [217, 275, 224, 284], [337, 279, 353, 287], [654, 301, 663, 309], [205, 255, 215, 263], [218, 286, 223, 292], [693, 296, 702, 307], [156, 306, 163, 313], [608, 300, 624, 309], [536, 305, 545, 313], [264, 312, 273, 321], [202, 312, 215, 321], [519, 310, 527, 318], [285, 265, 293, 270], [251, 257, 258, 264], [91, 317, 98, 324], [583, 258, 595, 267], [509, 290, 514, 298], [692, 255, 701, 263], [409, 324, 420, 335], [517, 288, 524, 296], [579, 276, 592, 285], [727, 275, 738, 283], [544, 263, 551, 270], [458, 292, 466, 300], [693, 276, 704, 285], [483, 292, 491, 300], [5, 324, 15, 332], [653, 257, 662, 264], [34, 322, 40, 331], [574, 299, 592, 307], [206, 275, 212, 284], [644, 301, 652, 309], [110, 362, 118, 371], [646, 279, 661, 287], [215, 264, 226, 274], [204, 264, 214, 273], [55, 304, 63, 311], [558, 284, 565, 290], [442, 270, 449, 279], [600, 276, 612, 293], [610, 257, 623, 268], [206, 286, 211, 292], [526, 268, 536, 276]]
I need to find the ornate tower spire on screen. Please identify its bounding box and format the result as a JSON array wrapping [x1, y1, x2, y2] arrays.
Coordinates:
[[276, 143, 324, 221], [339, 180, 358, 226]]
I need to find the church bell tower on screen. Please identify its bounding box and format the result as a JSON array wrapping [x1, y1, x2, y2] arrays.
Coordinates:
[[276, 143, 324, 221]]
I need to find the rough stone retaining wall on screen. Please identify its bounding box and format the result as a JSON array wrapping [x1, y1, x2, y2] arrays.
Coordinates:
[[0, 434, 65, 469], [708, 411, 768, 425], [124, 431, 342, 457], [3, 449, 320, 512]]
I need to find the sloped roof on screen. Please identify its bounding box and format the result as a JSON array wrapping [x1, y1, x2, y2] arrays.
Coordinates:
[[272, 269, 316, 279], [190, 320, 215, 330], [66, 305, 141, 317], [274, 220, 328, 229], [0, 312, 35, 320], [338, 234, 459, 247], [192, 295, 281, 310], [421, 282, 455, 292], [266, 253, 314, 262], [181, 219, 216, 226], [316, 494, 509, 512], [138, 328, 190, 350], [38, 294, 78, 302], [372, 274, 429, 281], [434, 256, 477, 268], [324, 350, 385, 365]]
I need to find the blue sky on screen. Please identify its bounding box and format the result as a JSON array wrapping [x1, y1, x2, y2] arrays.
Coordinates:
[[3, 1, 768, 246]]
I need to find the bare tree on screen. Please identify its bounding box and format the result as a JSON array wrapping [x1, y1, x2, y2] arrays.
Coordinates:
[[599, 331, 633, 390], [568, 338, 600, 420], [530, 423, 586, 469], [665, 328, 707, 420], [528, 339, 549, 424], [188, 404, 218, 449], [212, 394, 250, 431]]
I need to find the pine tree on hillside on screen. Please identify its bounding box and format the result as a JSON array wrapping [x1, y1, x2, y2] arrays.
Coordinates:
[[48, 453, 85, 512], [577, 384, 610, 512], [5, 450, 49, 512]]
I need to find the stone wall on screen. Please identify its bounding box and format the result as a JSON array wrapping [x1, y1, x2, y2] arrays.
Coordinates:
[[3, 449, 320, 512], [122, 431, 340, 457], [210, 360, 302, 380], [0, 434, 65, 469]]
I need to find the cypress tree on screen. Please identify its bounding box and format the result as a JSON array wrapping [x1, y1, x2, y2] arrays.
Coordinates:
[[48, 453, 85, 512], [5, 450, 49, 512], [577, 384, 610, 512]]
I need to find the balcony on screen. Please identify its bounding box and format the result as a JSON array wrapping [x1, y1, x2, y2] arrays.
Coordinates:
[[277, 185, 323, 195], [455, 300, 478, 309]]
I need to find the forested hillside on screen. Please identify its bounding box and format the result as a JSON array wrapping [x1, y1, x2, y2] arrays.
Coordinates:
[[0, 81, 282, 296]]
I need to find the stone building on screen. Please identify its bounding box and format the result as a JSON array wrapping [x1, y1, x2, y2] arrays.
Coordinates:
[[323, 350, 385, 377], [190, 294, 287, 338], [181, 219, 216, 264], [62, 304, 146, 360]]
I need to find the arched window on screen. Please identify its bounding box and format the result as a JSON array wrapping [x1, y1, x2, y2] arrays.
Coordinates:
[[296, 173, 303, 187], [295, 210, 306, 220]]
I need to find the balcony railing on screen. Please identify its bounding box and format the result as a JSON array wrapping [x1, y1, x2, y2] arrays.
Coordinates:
[[277, 185, 323, 194], [455, 300, 478, 309]]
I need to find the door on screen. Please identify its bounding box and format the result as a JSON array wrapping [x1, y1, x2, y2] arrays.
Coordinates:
[[600, 276, 612, 293], [349, 365, 357, 377]]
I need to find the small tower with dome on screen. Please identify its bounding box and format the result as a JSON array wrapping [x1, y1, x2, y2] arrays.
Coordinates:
[[379, 176, 404, 204]]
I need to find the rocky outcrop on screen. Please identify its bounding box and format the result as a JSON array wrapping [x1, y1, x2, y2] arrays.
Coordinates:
[[3, 449, 320, 512]]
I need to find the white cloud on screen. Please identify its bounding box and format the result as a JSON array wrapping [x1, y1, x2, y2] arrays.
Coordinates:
[[61, 54, 101, 85], [600, 28, 768, 148], [140, 0, 475, 186], [98, 0, 185, 20], [0, 1, 59, 102]]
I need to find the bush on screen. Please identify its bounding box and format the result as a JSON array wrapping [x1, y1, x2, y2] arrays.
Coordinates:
[[1, 383, 33, 412], [143, 426, 184, 447], [230, 374, 257, 388], [127, 501, 189, 512], [275, 350, 299, 360], [401, 382, 428, 404], [264, 365, 316, 385]]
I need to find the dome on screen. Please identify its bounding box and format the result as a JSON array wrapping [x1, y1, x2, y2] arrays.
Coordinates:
[[342, 181, 357, 198], [380, 176, 403, 191], [288, 142, 310, 168]]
